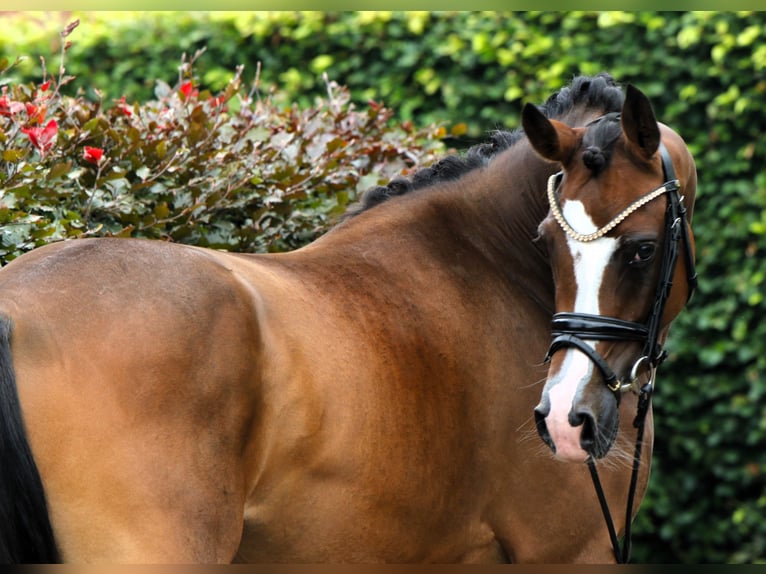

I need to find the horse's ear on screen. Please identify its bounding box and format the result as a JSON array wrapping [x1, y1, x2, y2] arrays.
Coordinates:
[[522, 103, 578, 164], [621, 84, 660, 160]]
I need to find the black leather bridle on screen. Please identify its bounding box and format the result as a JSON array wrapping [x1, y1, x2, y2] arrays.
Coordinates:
[[544, 142, 697, 393], [543, 141, 697, 563]]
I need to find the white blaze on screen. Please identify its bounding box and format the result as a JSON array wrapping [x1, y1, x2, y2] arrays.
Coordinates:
[[547, 200, 619, 462]]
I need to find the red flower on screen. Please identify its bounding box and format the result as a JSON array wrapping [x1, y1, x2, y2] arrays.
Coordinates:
[[25, 102, 47, 125], [116, 95, 133, 117], [0, 96, 24, 117], [179, 81, 198, 99], [39, 81, 51, 92], [207, 95, 228, 111], [21, 119, 58, 154], [83, 146, 104, 164]]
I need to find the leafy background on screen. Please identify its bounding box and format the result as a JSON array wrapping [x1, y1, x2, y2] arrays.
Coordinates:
[[1, 11, 765, 563]]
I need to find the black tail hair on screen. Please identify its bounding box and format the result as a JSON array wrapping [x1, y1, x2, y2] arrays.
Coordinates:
[[0, 317, 60, 563]]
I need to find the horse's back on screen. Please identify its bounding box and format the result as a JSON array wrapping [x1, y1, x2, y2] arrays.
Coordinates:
[[0, 238, 262, 562]]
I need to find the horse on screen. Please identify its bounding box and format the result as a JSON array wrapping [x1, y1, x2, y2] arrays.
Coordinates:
[[0, 73, 696, 563]]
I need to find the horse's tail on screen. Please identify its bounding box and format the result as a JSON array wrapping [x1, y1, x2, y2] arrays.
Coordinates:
[[0, 316, 60, 563]]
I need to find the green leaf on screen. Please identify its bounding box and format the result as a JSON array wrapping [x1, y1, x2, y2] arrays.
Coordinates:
[[135, 166, 151, 180], [48, 161, 73, 181], [1, 150, 25, 162]]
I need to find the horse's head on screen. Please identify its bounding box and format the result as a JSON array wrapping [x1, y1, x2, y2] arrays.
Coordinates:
[[523, 84, 697, 463]]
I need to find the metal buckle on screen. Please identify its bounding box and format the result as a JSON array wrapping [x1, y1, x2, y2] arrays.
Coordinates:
[[606, 378, 622, 393]]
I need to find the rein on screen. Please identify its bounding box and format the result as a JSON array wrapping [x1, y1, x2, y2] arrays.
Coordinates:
[[544, 142, 697, 563]]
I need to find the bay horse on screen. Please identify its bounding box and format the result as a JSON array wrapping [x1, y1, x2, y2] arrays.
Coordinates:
[[0, 73, 696, 563]]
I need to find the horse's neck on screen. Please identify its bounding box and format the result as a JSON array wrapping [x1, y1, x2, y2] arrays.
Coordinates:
[[319, 141, 555, 314], [458, 141, 556, 312]]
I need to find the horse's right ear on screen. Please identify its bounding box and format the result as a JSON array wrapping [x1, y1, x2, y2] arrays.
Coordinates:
[[522, 103, 578, 164], [621, 84, 660, 161]]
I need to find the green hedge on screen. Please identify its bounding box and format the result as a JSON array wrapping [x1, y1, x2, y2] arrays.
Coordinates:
[[3, 11, 766, 564]]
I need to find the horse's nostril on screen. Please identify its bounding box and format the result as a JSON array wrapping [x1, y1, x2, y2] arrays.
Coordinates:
[[574, 409, 617, 459], [534, 407, 556, 453], [573, 410, 596, 453], [569, 411, 586, 427]]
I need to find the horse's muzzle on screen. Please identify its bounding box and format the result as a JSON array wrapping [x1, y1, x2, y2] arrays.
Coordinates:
[[534, 382, 619, 461]]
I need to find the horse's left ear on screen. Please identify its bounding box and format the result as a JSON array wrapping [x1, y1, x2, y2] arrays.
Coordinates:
[[621, 84, 660, 160], [522, 102, 578, 164]]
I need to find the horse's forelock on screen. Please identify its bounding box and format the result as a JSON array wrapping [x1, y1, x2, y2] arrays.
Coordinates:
[[581, 113, 623, 174]]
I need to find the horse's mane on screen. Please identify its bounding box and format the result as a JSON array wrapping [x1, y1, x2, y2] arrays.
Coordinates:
[[344, 72, 625, 218]]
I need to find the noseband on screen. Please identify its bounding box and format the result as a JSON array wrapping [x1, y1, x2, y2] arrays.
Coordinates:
[[544, 142, 697, 394], [542, 140, 697, 563]]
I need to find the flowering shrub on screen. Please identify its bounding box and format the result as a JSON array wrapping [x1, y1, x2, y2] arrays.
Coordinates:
[[0, 21, 447, 263]]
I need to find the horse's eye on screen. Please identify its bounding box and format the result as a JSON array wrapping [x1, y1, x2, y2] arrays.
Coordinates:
[[631, 242, 657, 265]]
